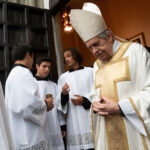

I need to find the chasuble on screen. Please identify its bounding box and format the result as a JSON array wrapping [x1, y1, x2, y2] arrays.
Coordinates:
[[91, 41, 150, 150]]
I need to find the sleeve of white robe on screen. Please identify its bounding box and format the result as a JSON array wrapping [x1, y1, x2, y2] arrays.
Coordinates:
[[52, 82, 66, 126], [56, 74, 68, 114], [6, 70, 47, 127], [57, 110, 66, 126], [90, 62, 101, 102], [118, 99, 147, 135], [113, 44, 150, 136], [0, 82, 14, 150], [82, 68, 94, 102], [125, 45, 150, 135]]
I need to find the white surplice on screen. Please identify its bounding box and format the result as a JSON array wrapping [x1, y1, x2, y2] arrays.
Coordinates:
[[91, 40, 150, 150], [57, 67, 94, 150], [5, 66, 48, 150], [35, 79, 65, 150], [0, 82, 14, 150]]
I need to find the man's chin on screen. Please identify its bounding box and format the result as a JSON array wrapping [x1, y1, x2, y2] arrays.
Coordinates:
[[44, 74, 49, 78], [97, 56, 105, 61], [98, 56, 110, 62], [67, 64, 72, 68], [66, 63, 71, 66]]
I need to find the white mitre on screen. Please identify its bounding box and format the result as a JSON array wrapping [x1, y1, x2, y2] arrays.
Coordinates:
[[70, 3, 106, 42]]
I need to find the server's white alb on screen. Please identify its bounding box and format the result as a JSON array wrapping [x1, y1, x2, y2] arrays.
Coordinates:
[[5, 66, 48, 149], [36, 79, 65, 150], [57, 67, 94, 150]]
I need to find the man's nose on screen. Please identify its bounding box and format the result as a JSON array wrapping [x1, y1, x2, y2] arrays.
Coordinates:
[[92, 47, 99, 53], [45, 67, 49, 71], [65, 58, 69, 62]]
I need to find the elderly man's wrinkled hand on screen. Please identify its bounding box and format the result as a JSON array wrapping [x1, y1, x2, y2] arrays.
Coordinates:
[[92, 97, 121, 116]]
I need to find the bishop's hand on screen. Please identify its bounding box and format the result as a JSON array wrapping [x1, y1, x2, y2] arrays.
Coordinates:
[[92, 97, 121, 116]]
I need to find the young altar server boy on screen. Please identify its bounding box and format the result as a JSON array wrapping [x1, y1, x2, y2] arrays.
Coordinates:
[[35, 56, 65, 150], [57, 48, 94, 150]]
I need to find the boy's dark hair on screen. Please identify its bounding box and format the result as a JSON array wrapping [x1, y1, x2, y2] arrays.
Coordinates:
[[36, 56, 52, 66], [12, 44, 33, 62], [63, 48, 83, 65]]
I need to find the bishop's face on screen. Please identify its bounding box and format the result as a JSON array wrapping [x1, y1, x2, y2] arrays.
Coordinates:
[[36, 61, 51, 78], [64, 50, 78, 69], [86, 36, 114, 62]]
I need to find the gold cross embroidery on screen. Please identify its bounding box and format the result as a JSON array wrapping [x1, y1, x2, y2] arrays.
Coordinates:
[[95, 57, 130, 101]]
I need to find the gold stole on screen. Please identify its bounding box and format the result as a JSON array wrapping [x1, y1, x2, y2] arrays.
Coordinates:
[[95, 42, 132, 150]]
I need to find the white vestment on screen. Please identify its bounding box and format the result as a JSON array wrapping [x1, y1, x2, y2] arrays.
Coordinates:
[[5, 66, 48, 150], [0, 82, 14, 150], [57, 67, 94, 150], [35, 79, 65, 150], [91, 41, 150, 150]]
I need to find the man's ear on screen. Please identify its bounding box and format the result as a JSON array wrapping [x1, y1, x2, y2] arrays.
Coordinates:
[[36, 64, 40, 70], [25, 52, 31, 59], [106, 29, 114, 42]]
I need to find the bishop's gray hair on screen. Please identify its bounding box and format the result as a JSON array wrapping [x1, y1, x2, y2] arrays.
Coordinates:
[[96, 29, 115, 41]]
